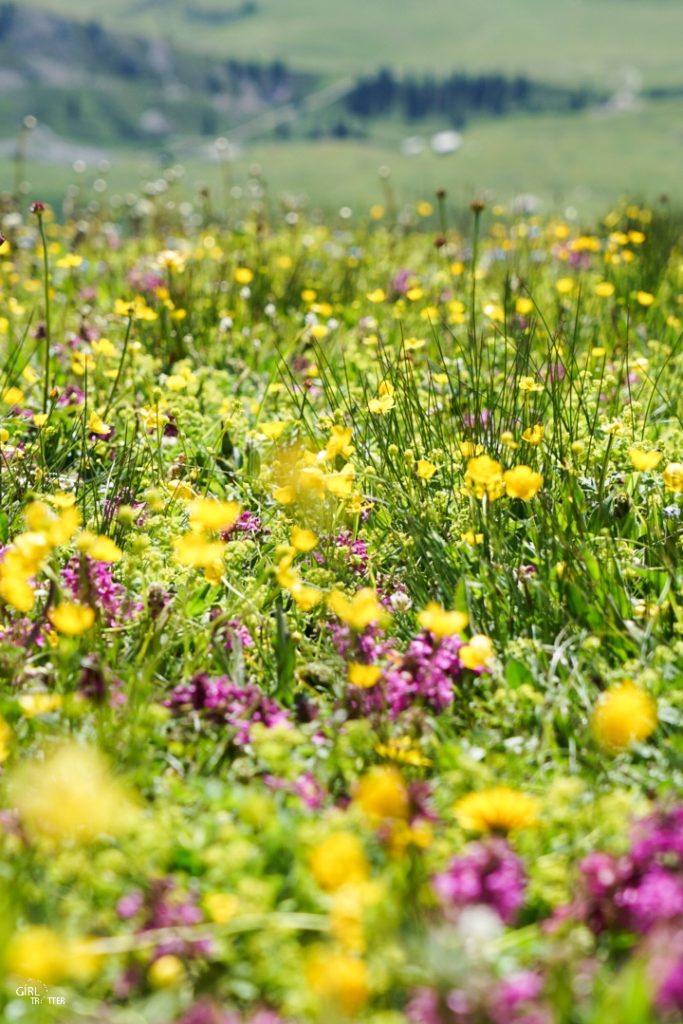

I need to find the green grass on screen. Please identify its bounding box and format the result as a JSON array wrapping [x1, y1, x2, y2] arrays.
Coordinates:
[[24, 0, 683, 85], [0, 170, 682, 1024], [5, 97, 683, 215]]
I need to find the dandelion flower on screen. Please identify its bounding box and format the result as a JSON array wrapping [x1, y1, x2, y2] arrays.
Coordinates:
[[455, 787, 539, 833], [305, 947, 369, 1014], [592, 681, 657, 751], [310, 832, 369, 891], [355, 766, 409, 821]]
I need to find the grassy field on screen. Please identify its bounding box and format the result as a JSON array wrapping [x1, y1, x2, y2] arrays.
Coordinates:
[[22, 0, 683, 84], [4, 96, 683, 216], [0, 162, 682, 1023], [4, 1, 681, 213]]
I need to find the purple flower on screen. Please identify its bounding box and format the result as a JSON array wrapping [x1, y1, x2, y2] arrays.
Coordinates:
[[391, 269, 415, 297], [657, 955, 683, 1014], [562, 804, 683, 937], [222, 511, 267, 540], [385, 631, 463, 716], [434, 838, 526, 925], [165, 673, 289, 745], [334, 530, 369, 575], [176, 1000, 238, 1024], [62, 555, 139, 625], [209, 611, 254, 652], [116, 891, 144, 920], [407, 987, 473, 1024], [489, 971, 546, 1024]]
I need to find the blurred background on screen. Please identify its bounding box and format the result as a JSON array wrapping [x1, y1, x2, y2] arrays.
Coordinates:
[[2, 0, 683, 216]]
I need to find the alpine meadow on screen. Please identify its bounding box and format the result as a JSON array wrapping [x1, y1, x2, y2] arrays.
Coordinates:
[[0, 2, 682, 1024]]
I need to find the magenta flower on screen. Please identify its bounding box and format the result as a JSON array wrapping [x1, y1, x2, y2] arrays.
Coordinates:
[[433, 838, 526, 925]]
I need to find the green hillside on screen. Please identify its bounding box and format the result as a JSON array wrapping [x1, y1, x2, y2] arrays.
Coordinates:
[[4, 0, 683, 212], [21, 0, 683, 85]]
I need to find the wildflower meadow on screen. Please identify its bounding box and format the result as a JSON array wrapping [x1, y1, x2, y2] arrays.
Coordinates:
[[0, 187, 682, 1024]]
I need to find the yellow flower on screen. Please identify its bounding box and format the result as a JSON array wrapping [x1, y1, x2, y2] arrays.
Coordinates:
[[0, 716, 11, 762], [174, 534, 226, 569], [354, 766, 409, 821], [348, 663, 382, 688], [25, 501, 80, 546], [504, 465, 543, 500], [366, 288, 386, 303], [149, 954, 184, 988], [518, 376, 543, 393], [10, 743, 138, 842], [325, 464, 356, 498], [595, 281, 615, 298], [636, 291, 654, 307], [291, 526, 318, 552], [461, 530, 484, 545], [515, 297, 534, 316], [628, 448, 663, 472], [330, 881, 382, 951], [455, 786, 539, 833], [328, 588, 387, 631], [234, 267, 254, 284], [56, 253, 83, 270], [375, 737, 431, 767], [259, 420, 288, 440], [556, 277, 574, 295], [305, 947, 369, 1015], [17, 693, 63, 717], [522, 424, 544, 446], [460, 634, 494, 670], [592, 681, 657, 751], [2, 386, 25, 405], [204, 892, 239, 924], [6, 927, 68, 983], [273, 485, 295, 504], [417, 602, 468, 639], [188, 498, 240, 532], [459, 440, 483, 458], [290, 581, 323, 611], [310, 832, 369, 891], [483, 302, 504, 323], [662, 463, 683, 492], [88, 411, 111, 436], [0, 564, 36, 612], [416, 459, 437, 480], [276, 552, 297, 589], [77, 532, 122, 562], [325, 425, 354, 460], [91, 337, 118, 358], [368, 387, 395, 411], [49, 602, 95, 635], [465, 455, 505, 501]]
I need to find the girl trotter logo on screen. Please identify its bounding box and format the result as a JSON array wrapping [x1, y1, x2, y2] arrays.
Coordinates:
[[15, 980, 65, 1006]]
